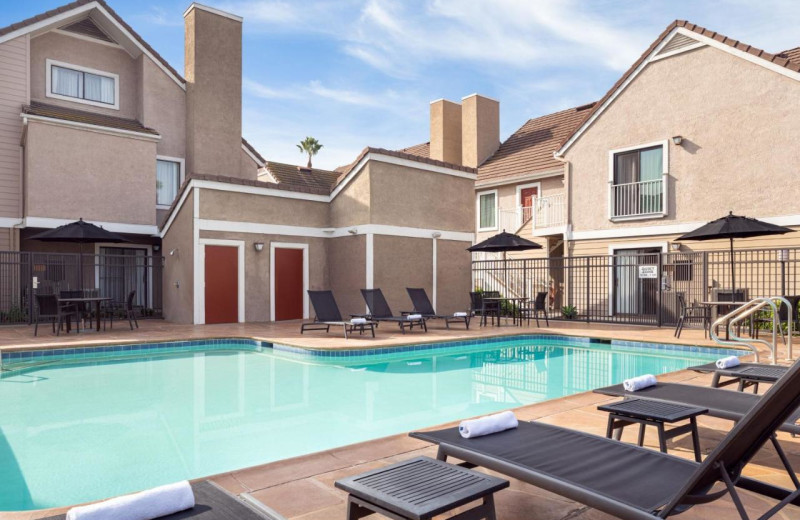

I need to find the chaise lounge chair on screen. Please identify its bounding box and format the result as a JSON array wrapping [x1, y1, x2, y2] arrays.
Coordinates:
[[405, 288, 470, 329], [688, 361, 789, 392], [361, 289, 427, 333], [412, 359, 800, 519], [42, 481, 285, 520], [301, 290, 376, 339]]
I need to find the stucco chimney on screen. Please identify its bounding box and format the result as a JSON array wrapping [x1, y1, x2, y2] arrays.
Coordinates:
[[184, 3, 243, 176], [461, 94, 499, 168], [429, 99, 462, 165]]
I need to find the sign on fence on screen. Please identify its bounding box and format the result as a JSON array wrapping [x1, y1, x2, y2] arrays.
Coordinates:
[[638, 265, 658, 279]]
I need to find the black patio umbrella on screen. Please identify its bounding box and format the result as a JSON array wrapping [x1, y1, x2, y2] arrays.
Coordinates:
[[467, 230, 543, 253], [28, 218, 129, 245], [676, 211, 792, 297]]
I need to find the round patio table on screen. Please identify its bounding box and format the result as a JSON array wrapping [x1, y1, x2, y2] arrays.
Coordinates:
[[58, 296, 112, 332], [483, 296, 528, 327], [701, 301, 748, 340]]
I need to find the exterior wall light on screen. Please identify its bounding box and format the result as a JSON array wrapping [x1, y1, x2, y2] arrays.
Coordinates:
[[169, 248, 179, 256], [348, 228, 358, 235], [153, 244, 161, 252], [254, 242, 265, 252], [669, 242, 681, 251], [672, 135, 683, 146]]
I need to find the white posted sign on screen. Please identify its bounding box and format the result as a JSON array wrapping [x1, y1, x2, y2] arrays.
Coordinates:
[[638, 265, 658, 279]]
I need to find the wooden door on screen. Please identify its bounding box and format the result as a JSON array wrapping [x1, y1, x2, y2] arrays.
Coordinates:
[[205, 245, 238, 324], [520, 187, 538, 223], [274, 248, 304, 321]]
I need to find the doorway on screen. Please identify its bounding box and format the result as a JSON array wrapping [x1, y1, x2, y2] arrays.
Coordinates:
[[613, 247, 661, 316], [204, 245, 239, 324], [270, 243, 309, 321]]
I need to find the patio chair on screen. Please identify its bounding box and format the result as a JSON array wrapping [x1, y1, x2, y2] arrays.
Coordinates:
[[405, 288, 470, 329], [40, 481, 286, 520], [301, 290, 376, 339], [412, 357, 800, 520], [60, 289, 89, 329], [361, 289, 427, 333], [521, 291, 549, 327], [34, 294, 79, 336], [469, 291, 500, 326], [675, 293, 710, 338]]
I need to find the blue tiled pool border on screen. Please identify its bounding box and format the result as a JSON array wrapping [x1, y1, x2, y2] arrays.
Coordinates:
[[1, 334, 748, 371]]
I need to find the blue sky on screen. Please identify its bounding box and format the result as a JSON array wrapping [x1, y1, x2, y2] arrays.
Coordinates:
[[5, 1, 800, 169]]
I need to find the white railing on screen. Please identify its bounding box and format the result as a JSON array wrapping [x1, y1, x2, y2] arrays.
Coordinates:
[[496, 192, 567, 234], [609, 178, 664, 218]]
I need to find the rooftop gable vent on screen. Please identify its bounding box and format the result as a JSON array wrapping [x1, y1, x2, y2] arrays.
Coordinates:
[[60, 18, 116, 44], [656, 32, 703, 58]]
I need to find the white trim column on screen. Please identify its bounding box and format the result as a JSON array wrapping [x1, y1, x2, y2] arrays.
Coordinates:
[[432, 237, 438, 310]]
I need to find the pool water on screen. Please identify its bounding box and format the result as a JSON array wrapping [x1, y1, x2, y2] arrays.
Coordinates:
[[0, 337, 724, 510]]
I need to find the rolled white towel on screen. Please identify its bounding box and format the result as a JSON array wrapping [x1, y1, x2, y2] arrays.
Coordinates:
[[407, 314, 423, 320], [350, 318, 367, 325], [623, 374, 657, 392], [459, 410, 518, 439], [66, 481, 194, 520], [453, 312, 468, 317], [716, 356, 741, 369]]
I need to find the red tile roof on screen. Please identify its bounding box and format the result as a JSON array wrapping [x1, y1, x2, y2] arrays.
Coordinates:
[[398, 141, 430, 159], [265, 161, 340, 192], [23, 101, 159, 135]]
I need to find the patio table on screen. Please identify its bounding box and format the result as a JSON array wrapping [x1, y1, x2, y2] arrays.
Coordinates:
[[701, 301, 748, 340], [483, 297, 528, 327], [58, 296, 112, 332]]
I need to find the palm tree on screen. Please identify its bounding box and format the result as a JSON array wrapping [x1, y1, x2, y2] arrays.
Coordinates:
[[296, 137, 323, 168]]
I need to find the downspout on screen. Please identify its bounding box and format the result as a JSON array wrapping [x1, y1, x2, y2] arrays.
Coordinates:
[[553, 152, 571, 311]]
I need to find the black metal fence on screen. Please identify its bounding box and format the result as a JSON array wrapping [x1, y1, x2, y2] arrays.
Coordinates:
[[472, 246, 800, 327], [0, 250, 164, 325]]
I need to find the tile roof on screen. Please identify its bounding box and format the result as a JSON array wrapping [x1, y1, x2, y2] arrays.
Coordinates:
[[0, 0, 185, 85], [23, 101, 160, 135], [265, 161, 340, 192], [477, 103, 594, 185], [557, 20, 800, 153], [398, 141, 430, 159]]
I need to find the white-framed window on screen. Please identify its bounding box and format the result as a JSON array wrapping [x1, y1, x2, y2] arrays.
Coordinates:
[[46, 59, 119, 110], [608, 140, 668, 220], [156, 156, 185, 208], [476, 189, 498, 232]]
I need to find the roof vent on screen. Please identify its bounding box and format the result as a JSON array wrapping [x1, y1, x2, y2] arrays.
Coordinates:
[[297, 166, 312, 174], [656, 32, 702, 57], [60, 18, 115, 44]]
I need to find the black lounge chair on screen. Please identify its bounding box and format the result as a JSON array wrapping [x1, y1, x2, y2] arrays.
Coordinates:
[[689, 362, 789, 392], [406, 288, 470, 329], [413, 358, 800, 519], [41, 481, 284, 520], [301, 290, 376, 339], [361, 289, 427, 333]]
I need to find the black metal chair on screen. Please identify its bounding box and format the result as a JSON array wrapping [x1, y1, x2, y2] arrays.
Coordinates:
[[469, 291, 500, 326], [124, 290, 139, 330], [522, 291, 549, 327], [361, 288, 427, 333], [405, 288, 470, 329], [301, 290, 376, 339], [34, 294, 79, 336], [674, 292, 710, 338]]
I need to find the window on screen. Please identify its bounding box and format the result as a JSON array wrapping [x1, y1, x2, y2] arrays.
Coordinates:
[[610, 143, 666, 218], [477, 190, 497, 231], [46, 59, 119, 109], [156, 159, 182, 207]]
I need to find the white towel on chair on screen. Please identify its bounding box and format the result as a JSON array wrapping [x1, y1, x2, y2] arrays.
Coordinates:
[[453, 312, 468, 317], [459, 411, 518, 439], [623, 374, 657, 392], [716, 356, 741, 369], [350, 318, 367, 325], [407, 314, 423, 320], [66, 481, 194, 520]]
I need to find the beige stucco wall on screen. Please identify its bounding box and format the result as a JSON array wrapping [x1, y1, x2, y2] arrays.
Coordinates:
[[30, 32, 139, 119], [436, 239, 472, 314], [0, 35, 28, 220], [369, 161, 474, 232], [373, 235, 433, 316], [430, 99, 462, 164], [24, 121, 157, 225], [239, 147, 260, 180], [198, 189, 329, 227], [329, 164, 370, 228], [162, 193, 194, 324], [138, 55, 186, 159], [327, 235, 366, 317], [462, 95, 499, 168], [566, 45, 800, 236]]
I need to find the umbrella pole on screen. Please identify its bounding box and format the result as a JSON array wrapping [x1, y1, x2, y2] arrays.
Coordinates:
[[730, 237, 735, 300]]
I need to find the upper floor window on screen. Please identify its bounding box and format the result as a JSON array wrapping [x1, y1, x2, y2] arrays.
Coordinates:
[[477, 190, 498, 231], [46, 59, 119, 110], [610, 142, 667, 219], [156, 158, 184, 208]]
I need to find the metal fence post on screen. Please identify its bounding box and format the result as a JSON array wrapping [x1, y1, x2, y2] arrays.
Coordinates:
[[27, 252, 33, 325], [657, 253, 663, 327], [585, 257, 590, 323]]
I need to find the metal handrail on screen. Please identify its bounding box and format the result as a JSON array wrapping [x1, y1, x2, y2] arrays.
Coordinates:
[[709, 296, 794, 364]]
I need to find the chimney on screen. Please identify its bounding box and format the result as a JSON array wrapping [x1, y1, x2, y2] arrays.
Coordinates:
[[429, 99, 462, 165], [461, 94, 499, 168], [184, 3, 243, 176]]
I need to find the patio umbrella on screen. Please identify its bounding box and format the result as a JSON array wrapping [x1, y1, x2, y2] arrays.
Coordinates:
[[468, 230, 542, 300], [676, 211, 792, 297]]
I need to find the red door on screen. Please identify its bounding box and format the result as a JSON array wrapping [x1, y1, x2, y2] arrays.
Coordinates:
[[274, 248, 304, 321], [205, 245, 238, 324], [520, 187, 538, 222]]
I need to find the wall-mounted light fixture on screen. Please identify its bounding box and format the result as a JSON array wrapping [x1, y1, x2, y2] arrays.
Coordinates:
[[169, 248, 179, 256], [671, 135, 683, 146], [153, 244, 161, 252], [669, 242, 681, 252], [254, 242, 264, 252], [431, 232, 442, 239], [348, 228, 358, 235]]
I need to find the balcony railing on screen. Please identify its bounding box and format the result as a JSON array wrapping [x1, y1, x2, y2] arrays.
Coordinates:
[[609, 178, 665, 218], [496, 192, 567, 234]]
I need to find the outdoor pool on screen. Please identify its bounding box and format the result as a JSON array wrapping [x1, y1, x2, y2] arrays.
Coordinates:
[[0, 336, 738, 511]]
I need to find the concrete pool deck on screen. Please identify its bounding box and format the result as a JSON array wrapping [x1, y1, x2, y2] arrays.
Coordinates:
[[1, 320, 797, 519]]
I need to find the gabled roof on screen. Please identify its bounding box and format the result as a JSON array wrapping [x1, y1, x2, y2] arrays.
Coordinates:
[[0, 0, 185, 87], [557, 20, 800, 155], [264, 161, 340, 193], [241, 137, 266, 165], [398, 141, 430, 159], [22, 101, 159, 136], [477, 103, 594, 185]]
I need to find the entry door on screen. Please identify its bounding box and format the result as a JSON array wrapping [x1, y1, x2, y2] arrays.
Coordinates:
[[520, 187, 538, 223], [205, 245, 238, 324], [274, 248, 304, 321], [613, 248, 660, 315]]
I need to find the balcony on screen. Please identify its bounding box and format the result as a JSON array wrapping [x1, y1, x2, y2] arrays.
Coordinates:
[[497, 192, 567, 234], [609, 177, 665, 219]]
